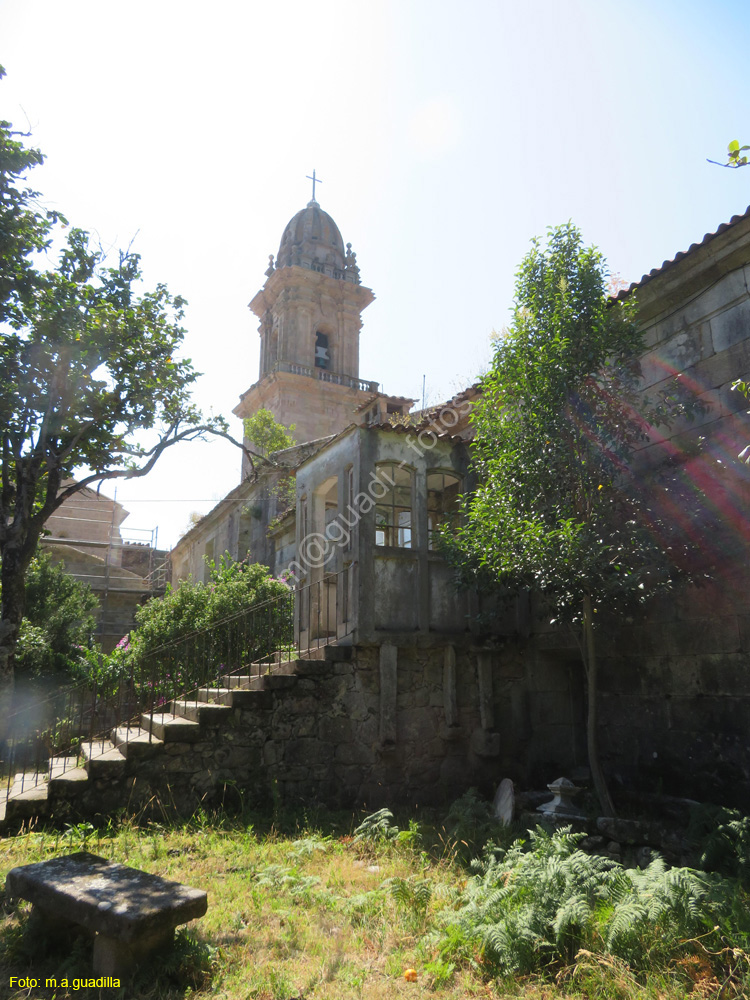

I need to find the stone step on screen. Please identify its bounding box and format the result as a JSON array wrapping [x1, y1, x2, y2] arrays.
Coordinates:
[[197, 686, 232, 705], [1, 772, 50, 822], [80, 739, 127, 777], [110, 726, 165, 759], [48, 756, 88, 787], [267, 660, 298, 676], [217, 674, 253, 690], [251, 649, 292, 667], [171, 699, 232, 724], [7, 771, 46, 798], [141, 712, 202, 742]]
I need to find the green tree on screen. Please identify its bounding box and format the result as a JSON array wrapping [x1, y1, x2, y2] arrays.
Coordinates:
[[0, 67, 62, 325], [243, 408, 296, 456], [0, 80, 246, 695], [450, 224, 699, 816], [14, 551, 98, 678]]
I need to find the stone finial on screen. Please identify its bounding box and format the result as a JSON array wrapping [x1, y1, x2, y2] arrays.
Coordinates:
[[345, 242, 360, 283], [265, 254, 275, 276], [537, 776, 586, 820]]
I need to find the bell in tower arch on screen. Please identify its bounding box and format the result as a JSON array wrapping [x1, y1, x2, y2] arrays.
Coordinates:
[[315, 331, 330, 370]]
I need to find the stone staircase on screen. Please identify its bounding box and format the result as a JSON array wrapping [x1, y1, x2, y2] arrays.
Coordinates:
[[0, 644, 351, 832]]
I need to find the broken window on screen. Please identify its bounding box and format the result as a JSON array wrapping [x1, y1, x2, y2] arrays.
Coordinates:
[[375, 464, 413, 548], [315, 331, 330, 370], [427, 471, 461, 550]]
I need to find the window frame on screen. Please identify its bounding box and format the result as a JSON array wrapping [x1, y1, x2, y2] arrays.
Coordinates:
[[426, 469, 462, 551], [374, 462, 414, 550]]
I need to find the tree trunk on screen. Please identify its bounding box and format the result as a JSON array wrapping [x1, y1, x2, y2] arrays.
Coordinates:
[[582, 592, 616, 817], [0, 545, 27, 722]]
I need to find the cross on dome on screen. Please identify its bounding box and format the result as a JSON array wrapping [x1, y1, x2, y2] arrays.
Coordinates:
[[306, 169, 322, 203]]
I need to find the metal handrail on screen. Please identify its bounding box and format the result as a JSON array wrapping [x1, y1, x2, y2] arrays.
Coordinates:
[[0, 567, 352, 804]]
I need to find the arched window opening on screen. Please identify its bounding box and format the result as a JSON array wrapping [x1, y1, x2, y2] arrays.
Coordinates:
[[375, 464, 413, 548], [427, 471, 461, 550], [315, 331, 330, 370]]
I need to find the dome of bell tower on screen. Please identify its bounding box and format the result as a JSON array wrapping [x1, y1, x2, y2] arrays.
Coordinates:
[[276, 200, 349, 274]]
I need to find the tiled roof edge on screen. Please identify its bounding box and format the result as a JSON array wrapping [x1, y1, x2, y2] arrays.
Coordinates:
[[614, 204, 750, 301]]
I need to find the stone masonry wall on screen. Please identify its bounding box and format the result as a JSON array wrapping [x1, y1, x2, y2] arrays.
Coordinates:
[[55, 643, 585, 824]]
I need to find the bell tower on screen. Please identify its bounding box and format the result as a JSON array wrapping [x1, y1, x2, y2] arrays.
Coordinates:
[[253, 197, 373, 382], [235, 192, 411, 458]]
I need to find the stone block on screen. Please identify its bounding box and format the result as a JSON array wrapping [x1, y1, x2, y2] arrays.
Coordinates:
[[335, 743, 374, 765], [295, 715, 317, 737], [711, 300, 750, 353], [696, 653, 750, 696], [640, 324, 712, 388], [669, 695, 750, 735], [528, 658, 577, 694], [294, 660, 335, 678], [470, 730, 500, 758], [692, 336, 750, 393], [659, 617, 741, 657], [599, 693, 670, 730], [283, 695, 319, 717], [414, 688, 429, 708], [696, 269, 750, 323], [6, 853, 206, 977], [530, 691, 573, 727], [440, 755, 473, 790], [400, 709, 439, 744], [165, 756, 200, 774], [318, 715, 353, 744], [283, 738, 332, 767], [598, 656, 645, 695]]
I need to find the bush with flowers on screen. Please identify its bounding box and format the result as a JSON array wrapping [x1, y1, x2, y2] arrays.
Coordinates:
[[74, 556, 291, 702]]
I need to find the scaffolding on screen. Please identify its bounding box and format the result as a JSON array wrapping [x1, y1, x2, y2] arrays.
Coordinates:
[[41, 497, 170, 648]]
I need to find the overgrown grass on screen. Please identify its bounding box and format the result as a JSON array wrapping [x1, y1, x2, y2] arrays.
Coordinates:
[[0, 804, 748, 999]]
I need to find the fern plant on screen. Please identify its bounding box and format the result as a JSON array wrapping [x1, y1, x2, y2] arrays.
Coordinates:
[[689, 804, 750, 886], [353, 808, 400, 843], [431, 826, 727, 976], [383, 875, 433, 929]]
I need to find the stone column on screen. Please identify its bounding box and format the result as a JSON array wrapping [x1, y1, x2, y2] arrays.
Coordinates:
[[443, 644, 458, 727], [477, 651, 494, 730], [379, 643, 398, 745]]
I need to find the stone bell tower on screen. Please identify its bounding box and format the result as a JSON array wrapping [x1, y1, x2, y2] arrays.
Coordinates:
[[234, 189, 410, 461]]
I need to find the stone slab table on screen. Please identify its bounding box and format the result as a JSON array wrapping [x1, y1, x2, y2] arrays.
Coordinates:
[[6, 851, 208, 977]]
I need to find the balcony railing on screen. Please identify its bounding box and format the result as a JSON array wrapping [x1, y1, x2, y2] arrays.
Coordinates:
[[272, 361, 378, 394]]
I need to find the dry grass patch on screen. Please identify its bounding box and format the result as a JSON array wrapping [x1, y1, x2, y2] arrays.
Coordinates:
[[0, 811, 745, 1000]]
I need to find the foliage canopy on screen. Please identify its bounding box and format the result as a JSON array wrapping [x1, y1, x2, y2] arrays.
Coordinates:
[[452, 222, 696, 625], [449, 223, 701, 814], [0, 69, 243, 685], [243, 408, 296, 457], [9, 551, 98, 678], [76, 557, 291, 693]]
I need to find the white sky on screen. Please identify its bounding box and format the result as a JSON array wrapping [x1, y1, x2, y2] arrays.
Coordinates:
[[3, 0, 750, 548]]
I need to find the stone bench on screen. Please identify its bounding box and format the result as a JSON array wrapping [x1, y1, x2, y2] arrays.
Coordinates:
[[6, 851, 208, 976]]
